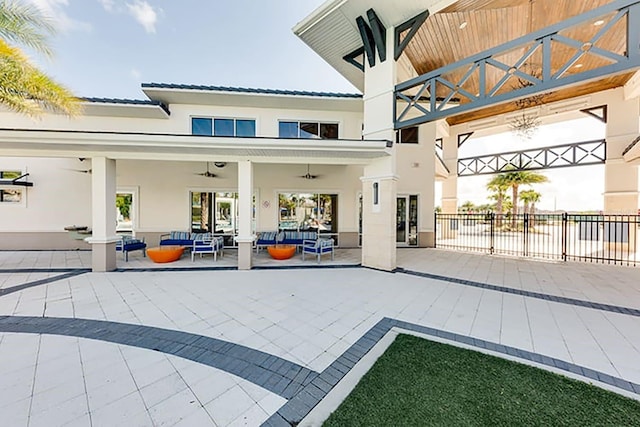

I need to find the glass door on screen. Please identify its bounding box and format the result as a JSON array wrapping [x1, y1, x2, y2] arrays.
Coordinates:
[[397, 195, 419, 246], [397, 197, 407, 244]]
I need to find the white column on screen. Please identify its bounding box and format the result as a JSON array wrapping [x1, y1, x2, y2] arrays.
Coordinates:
[[86, 157, 118, 272], [418, 122, 437, 246], [441, 135, 458, 214], [237, 160, 254, 270], [440, 134, 458, 239], [605, 90, 640, 214], [362, 25, 397, 271]]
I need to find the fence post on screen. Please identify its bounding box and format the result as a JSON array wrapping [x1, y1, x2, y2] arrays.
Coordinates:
[[562, 212, 568, 262], [523, 213, 529, 257], [434, 211, 438, 248], [490, 212, 495, 254]]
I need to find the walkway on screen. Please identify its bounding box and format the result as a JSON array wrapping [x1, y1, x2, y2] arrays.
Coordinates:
[[0, 248, 638, 425]]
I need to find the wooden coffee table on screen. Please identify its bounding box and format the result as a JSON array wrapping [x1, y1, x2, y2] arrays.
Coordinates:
[[267, 245, 296, 260], [147, 246, 185, 263]]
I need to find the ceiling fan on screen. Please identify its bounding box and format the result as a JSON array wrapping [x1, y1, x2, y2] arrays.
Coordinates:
[[298, 164, 321, 180], [195, 162, 217, 178]]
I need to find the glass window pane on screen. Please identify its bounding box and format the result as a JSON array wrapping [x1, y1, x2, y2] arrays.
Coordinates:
[[320, 123, 339, 139], [279, 122, 299, 138], [400, 126, 419, 143], [235, 120, 256, 137], [191, 192, 212, 232], [192, 118, 212, 136], [214, 119, 234, 137], [300, 122, 319, 139], [0, 189, 21, 203]]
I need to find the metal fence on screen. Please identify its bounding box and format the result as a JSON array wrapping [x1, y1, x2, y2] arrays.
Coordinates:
[[435, 213, 640, 266]]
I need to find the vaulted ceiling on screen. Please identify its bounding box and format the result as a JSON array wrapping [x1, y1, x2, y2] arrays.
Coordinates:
[[401, 0, 635, 125]]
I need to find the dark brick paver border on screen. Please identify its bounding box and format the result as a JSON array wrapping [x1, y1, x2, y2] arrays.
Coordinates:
[[263, 317, 640, 426], [396, 268, 640, 317], [0, 269, 90, 297], [0, 316, 318, 399]]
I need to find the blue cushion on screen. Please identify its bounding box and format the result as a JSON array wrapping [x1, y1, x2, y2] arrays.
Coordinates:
[[170, 231, 190, 240], [192, 232, 212, 241], [160, 239, 192, 246]]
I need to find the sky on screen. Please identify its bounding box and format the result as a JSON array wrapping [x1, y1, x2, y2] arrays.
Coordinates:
[[26, 0, 357, 98], [22, 0, 616, 212]]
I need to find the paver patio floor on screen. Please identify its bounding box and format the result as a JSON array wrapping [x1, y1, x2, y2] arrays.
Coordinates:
[[0, 248, 638, 425]]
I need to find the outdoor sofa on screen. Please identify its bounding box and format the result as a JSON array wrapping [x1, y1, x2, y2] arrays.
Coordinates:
[[255, 230, 318, 253], [160, 231, 217, 248]]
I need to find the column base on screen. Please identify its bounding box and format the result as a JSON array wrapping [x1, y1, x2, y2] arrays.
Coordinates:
[[237, 240, 253, 270], [91, 242, 117, 272], [418, 231, 435, 248]]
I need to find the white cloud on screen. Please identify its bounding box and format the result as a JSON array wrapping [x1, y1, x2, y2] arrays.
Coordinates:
[[126, 0, 158, 34], [27, 0, 92, 33], [98, 0, 115, 12]]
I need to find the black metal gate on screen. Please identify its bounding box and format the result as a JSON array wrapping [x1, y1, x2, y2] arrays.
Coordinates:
[[435, 213, 640, 266]]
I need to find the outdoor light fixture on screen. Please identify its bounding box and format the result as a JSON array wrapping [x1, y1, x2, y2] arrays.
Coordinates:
[[594, 20, 605, 26], [214, 162, 227, 168], [459, 21, 467, 29]]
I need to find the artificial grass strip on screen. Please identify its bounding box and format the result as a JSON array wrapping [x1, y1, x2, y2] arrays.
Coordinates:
[[323, 334, 640, 427]]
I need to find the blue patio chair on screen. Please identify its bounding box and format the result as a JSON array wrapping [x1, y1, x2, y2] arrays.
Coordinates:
[[191, 236, 224, 261], [115, 236, 147, 262], [302, 238, 334, 263]]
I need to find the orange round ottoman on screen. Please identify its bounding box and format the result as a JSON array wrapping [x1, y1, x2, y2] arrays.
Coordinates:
[[267, 245, 296, 260], [147, 246, 185, 263]]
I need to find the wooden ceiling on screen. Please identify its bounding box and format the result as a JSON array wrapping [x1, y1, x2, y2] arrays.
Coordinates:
[[401, 0, 636, 125]]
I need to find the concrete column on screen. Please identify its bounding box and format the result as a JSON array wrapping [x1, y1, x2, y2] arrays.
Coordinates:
[[604, 91, 639, 254], [440, 134, 459, 239], [237, 160, 254, 270], [86, 157, 118, 272], [361, 25, 397, 270], [417, 122, 437, 247], [604, 91, 640, 214], [441, 135, 458, 214], [361, 157, 397, 271]]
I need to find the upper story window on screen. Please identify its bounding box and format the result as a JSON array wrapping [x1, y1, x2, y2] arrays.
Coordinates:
[[397, 126, 419, 144], [278, 121, 339, 139], [191, 117, 256, 137]]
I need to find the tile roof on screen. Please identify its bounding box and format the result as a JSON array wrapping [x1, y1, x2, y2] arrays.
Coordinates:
[[82, 97, 170, 115], [141, 83, 363, 99]]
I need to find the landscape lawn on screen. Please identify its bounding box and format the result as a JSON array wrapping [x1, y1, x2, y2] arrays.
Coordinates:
[[323, 334, 640, 426]]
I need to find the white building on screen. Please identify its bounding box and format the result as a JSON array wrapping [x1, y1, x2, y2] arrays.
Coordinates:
[[1, 0, 639, 272]]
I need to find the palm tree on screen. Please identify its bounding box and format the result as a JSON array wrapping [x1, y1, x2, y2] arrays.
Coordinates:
[[487, 173, 509, 227], [501, 169, 548, 227], [519, 189, 541, 215], [520, 189, 541, 228], [0, 1, 80, 115]]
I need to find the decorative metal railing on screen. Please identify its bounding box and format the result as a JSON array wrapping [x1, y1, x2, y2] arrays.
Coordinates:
[[435, 213, 640, 266], [457, 139, 606, 176], [395, 0, 640, 128]]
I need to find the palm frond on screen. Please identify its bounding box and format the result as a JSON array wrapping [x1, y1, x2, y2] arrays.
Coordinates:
[[0, 39, 81, 116], [0, 1, 54, 56]]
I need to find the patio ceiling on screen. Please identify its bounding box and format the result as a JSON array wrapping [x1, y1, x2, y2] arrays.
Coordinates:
[[401, 0, 636, 125]]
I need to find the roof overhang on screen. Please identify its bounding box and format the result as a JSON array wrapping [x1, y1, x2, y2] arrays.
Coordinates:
[[81, 99, 170, 119], [142, 86, 363, 113], [0, 129, 390, 165], [293, 0, 457, 91]]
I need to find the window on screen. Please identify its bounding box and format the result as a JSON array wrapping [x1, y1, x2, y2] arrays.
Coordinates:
[[191, 117, 256, 137], [278, 193, 338, 243], [397, 126, 419, 144], [0, 189, 22, 203], [0, 171, 23, 204], [190, 192, 256, 246], [278, 121, 339, 139]]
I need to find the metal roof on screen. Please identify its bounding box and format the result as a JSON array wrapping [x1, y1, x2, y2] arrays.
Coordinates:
[[141, 83, 362, 99]]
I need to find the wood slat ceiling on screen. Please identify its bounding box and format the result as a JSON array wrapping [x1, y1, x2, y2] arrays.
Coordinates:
[[401, 0, 636, 125]]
